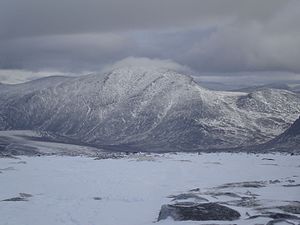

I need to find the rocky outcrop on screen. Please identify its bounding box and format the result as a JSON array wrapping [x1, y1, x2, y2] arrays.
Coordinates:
[[157, 202, 240, 221]]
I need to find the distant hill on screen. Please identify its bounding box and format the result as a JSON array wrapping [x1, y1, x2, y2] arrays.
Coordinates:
[[233, 82, 300, 93]]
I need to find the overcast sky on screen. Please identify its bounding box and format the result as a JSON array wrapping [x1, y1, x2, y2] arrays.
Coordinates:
[[0, 0, 300, 84]]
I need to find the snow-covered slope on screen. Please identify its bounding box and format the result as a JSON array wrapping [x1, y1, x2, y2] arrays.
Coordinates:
[[0, 67, 300, 152], [0, 76, 71, 95], [0, 153, 299, 225], [262, 116, 300, 152]]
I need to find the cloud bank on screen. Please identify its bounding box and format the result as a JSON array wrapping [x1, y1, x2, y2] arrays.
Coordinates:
[[0, 0, 299, 83]]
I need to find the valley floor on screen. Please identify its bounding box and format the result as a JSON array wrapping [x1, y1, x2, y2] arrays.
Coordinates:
[[0, 153, 299, 225]]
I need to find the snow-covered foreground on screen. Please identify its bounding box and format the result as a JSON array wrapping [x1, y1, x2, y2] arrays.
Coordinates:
[[0, 153, 299, 225]]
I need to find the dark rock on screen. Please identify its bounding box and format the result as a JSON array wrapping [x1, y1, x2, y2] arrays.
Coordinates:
[[1, 193, 33, 202], [176, 159, 192, 162], [248, 213, 299, 220], [287, 179, 295, 183], [93, 197, 102, 200], [278, 203, 300, 214], [168, 193, 208, 202], [0, 167, 15, 171], [189, 188, 200, 192], [283, 184, 300, 187], [217, 181, 266, 189], [211, 192, 241, 198], [221, 197, 260, 208], [269, 179, 281, 184], [19, 193, 32, 198], [157, 202, 241, 221], [268, 213, 299, 220], [244, 190, 260, 197], [261, 163, 278, 166], [200, 224, 237, 225], [266, 219, 295, 225], [204, 162, 222, 165], [94, 153, 125, 160], [262, 158, 275, 161], [2, 197, 28, 202], [10, 161, 27, 164]]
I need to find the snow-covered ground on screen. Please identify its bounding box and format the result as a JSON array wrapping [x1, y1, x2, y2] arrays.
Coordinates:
[[0, 153, 299, 225]]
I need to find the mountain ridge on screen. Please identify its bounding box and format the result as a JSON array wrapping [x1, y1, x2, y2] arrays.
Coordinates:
[[1, 67, 300, 152]]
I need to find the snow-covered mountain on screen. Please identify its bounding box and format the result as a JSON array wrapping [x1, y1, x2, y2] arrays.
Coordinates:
[[1, 66, 300, 152]]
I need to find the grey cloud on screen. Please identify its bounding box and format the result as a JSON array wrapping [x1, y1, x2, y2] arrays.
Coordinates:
[[0, 33, 136, 71], [179, 22, 300, 73], [0, 0, 287, 40], [0, 0, 300, 80]]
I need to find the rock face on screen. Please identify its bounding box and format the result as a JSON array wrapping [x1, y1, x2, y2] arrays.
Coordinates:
[[157, 202, 241, 221], [1, 66, 300, 152]]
